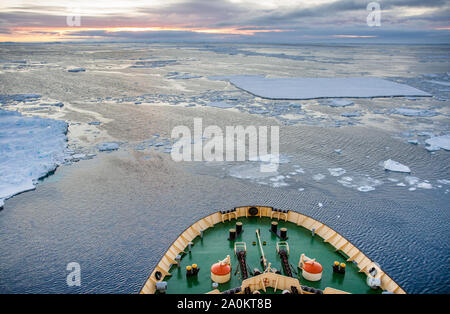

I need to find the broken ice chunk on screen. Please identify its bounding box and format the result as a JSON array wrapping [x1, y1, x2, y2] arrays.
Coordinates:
[[393, 107, 439, 117], [68, 67, 86, 73], [328, 168, 346, 176], [383, 159, 411, 173], [425, 134, 450, 151], [328, 99, 354, 107], [313, 173, 325, 181], [98, 142, 120, 151]]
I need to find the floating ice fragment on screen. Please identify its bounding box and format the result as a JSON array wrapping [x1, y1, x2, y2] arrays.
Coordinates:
[[358, 186, 376, 192], [270, 175, 285, 182], [206, 101, 235, 109], [313, 174, 325, 181], [393, 107, 439, 117], [98, 142, 120, 151], [405, 176, 420, 185], [68, 67, 86, 72], [341, 111, 361, 117], [383, 159, 411, 173], [417, 182, 432, 189], [425, 134, 450, 151], [328, 100, 354, 107], [328, 168, 346, 176]]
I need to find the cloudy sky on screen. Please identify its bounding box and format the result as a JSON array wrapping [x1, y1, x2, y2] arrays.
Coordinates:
[[0, 0, 449, 43]]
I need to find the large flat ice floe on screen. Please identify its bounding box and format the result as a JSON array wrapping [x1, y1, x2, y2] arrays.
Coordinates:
[[0, 109, 68, 208], [223, 76, 431, 100]]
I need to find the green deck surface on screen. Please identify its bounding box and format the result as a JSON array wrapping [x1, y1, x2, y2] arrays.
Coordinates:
[[164, 217, 381, 294]]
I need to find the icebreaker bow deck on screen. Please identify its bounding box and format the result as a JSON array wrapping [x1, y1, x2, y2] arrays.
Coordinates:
[[140, 206, 405, 294]]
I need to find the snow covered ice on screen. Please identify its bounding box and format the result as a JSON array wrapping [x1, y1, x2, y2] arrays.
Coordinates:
[[223, 76, 431, 100], [98, 142, 120, 152], [325, 99, 354, 107], [383, 159, 411, 173], [0, 109, 68, 207], [393, 107, 439, 117], [425, 135, 450, 151]]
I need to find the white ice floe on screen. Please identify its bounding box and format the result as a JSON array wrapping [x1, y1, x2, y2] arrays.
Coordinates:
[[328, 168, 346, 176], [0, 109, 68, 206], [313, 173, 326, 181], [327, 99, 354, 107], [405, 176, 420, 186], [393, 107, 439, 117], [425, 134, 450, 151], [98, 142, 120, 151], [206, 101, 235, 109], [425, 80, 450, 87], [383, 159, 411, 173], [224, 76, 430, 100], [358, 185, 376, 192], [417, 182, 433, 189]]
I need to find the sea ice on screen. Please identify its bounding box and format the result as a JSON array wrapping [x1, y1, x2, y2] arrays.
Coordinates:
[[206, 101, 235, 109], [425, 80, 450, 87], [313, 173, 326, 181], [328, 168, 346, 176], [357, 186, 376, 192], [0, 109, 68, 206], [341, 112, 361, 117], [327, 99, 354, 107], [130, 60, 176, 68], [425, 135, 450, 151], [383, 159, 411, 173], [98, 142, 120, 151], [417, 182, 432, 189], [224, 76, 430, 100], [68, 68, 86, 72], [405, 176, 420, 185], [393, 107, 439, 117]]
